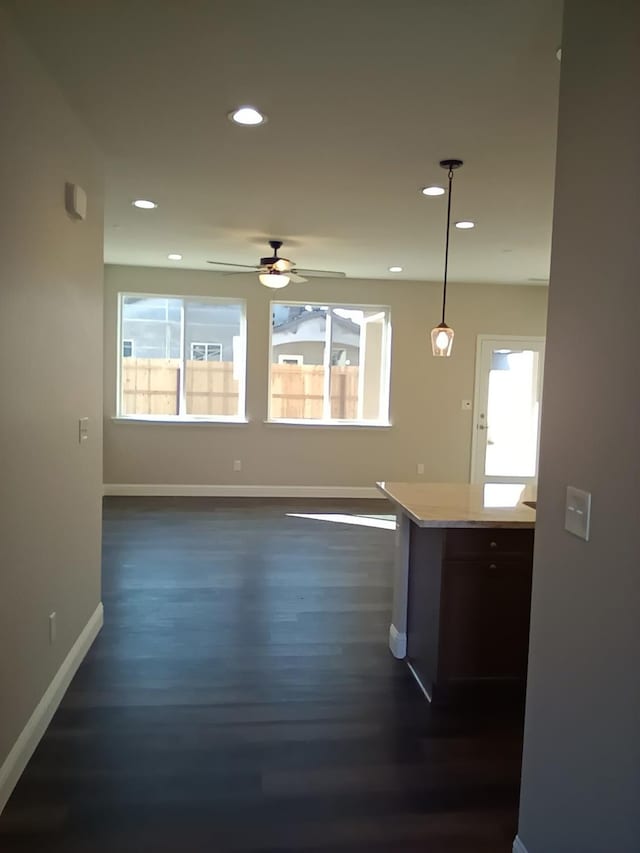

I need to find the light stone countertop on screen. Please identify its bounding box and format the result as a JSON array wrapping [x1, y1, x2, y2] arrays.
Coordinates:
[[377, 482, 536, 528]]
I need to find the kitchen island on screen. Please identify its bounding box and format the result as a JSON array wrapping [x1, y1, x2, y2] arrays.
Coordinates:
[[378, 482, 536, 703]]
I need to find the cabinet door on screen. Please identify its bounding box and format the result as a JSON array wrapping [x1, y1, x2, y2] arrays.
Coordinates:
[[439, 559, 532, 681]]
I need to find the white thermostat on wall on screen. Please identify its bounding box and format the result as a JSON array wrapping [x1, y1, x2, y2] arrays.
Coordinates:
[[65, 182, 87, 220]]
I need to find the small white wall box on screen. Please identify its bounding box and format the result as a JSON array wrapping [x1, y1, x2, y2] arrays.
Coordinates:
[[65, 182, 87, 220]]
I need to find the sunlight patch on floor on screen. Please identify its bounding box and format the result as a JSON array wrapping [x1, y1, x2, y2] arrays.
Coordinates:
[[286, 513, 396, 530]]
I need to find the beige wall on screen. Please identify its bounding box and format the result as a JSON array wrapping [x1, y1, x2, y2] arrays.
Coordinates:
[[0, 11, 103, 771], [517, 2, 640, 851], [104, 265, 547, 486]]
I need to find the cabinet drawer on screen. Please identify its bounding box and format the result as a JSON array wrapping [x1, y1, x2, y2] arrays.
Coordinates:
[[444, 528, 534, 560]]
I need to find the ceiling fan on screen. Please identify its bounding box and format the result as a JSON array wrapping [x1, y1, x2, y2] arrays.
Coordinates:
[[207, 240, 346, 288]]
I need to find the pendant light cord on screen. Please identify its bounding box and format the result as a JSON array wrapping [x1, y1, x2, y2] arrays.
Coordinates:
[[441, 167, 454, 324]]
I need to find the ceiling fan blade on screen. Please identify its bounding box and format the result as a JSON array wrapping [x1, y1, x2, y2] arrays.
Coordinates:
[[294, 268, 347, 278], [221, 270, 257, 276], [273, 258, 294, 272], [288, 273, 308, 284], [206, 261, 259, 269]]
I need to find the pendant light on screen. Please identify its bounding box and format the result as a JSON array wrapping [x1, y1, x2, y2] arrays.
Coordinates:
[[431, 158, 463, 357]]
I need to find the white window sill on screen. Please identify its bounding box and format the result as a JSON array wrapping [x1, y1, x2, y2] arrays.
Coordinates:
[[111, 416, 249, 425], [263, 418, 392, 429]]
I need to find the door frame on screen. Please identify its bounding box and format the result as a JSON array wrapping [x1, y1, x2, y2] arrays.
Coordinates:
[[470, 335, 546, 484]]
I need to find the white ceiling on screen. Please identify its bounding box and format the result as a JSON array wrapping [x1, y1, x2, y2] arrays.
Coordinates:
[[7, 0, 563, 284]]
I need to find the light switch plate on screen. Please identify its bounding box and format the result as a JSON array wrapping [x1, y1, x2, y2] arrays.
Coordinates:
[[565, 486, 591, 541], [78, 417, 89, 443]]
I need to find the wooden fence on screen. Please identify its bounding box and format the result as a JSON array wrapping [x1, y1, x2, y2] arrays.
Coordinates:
[[121, 359, 239, 416], [270, 363, 359, 419], [121, 358, 359, 419]]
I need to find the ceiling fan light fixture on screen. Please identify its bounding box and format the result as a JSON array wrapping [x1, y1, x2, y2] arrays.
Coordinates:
[[207, 239, 345, 283], [259, 271, 290, 289]]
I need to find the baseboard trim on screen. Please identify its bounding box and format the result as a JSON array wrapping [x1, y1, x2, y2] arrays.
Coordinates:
[[513, 836, 529, 853], [389, 623, 407, 659], [0, 602, 104, 815], [407, 660, 433, 703], [103, 483, 382, 499]]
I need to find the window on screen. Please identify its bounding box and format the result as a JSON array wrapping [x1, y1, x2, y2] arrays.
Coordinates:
[[278, 354, 304, 366], [269, 302, 391, 424], [191, 342, 222, 361], [118, 294, 246, 420]]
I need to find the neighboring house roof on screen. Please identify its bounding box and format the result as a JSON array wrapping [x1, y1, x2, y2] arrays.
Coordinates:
[[273, 311, 360, 339]]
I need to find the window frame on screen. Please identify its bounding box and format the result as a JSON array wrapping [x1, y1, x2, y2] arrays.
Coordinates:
[[268, 300, 392, 427], [116, 292, 247, 422], [190, 341, 223, 362], [278, 353, 304, 366]]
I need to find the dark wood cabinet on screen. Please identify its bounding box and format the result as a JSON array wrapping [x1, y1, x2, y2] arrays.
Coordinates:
[[406, 525, 534, 704]]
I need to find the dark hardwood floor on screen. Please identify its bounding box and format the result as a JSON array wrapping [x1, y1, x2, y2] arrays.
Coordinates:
[[0, 498, 525, 852]]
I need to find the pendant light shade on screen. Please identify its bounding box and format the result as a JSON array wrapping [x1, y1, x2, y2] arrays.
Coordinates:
[[431, 322, 455, 357], [431, 158, 463, 357]]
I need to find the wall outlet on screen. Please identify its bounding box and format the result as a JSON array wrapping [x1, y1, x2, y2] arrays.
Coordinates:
[[78, 417, 89, 443], [233, 459, 242, 472], [461, 400, 472, 411], [417, 463, 425, 475], [49, 612, 57, 645]]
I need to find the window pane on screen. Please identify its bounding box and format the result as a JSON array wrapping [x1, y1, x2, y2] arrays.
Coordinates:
[[271, 305, 327, 419], [358, 310, 387, 420], [329, 309, 361, 419], [184, 301, 243, 416], [484, 349, 541, 477], [120, 296, 181, 415], [270, 303, 390, 423]]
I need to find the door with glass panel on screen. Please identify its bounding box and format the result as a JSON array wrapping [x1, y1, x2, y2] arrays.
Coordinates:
[[471, 336, 545, 484]]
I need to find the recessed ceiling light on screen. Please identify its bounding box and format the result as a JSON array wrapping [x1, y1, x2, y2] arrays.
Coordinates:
[[229, 106, 266, 126], [132, 199, 157, 209], [167, 253, 183, 261], [455, 220, 475, 229], [388, 266, 403, 273], [421, 186, 446, 196]]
